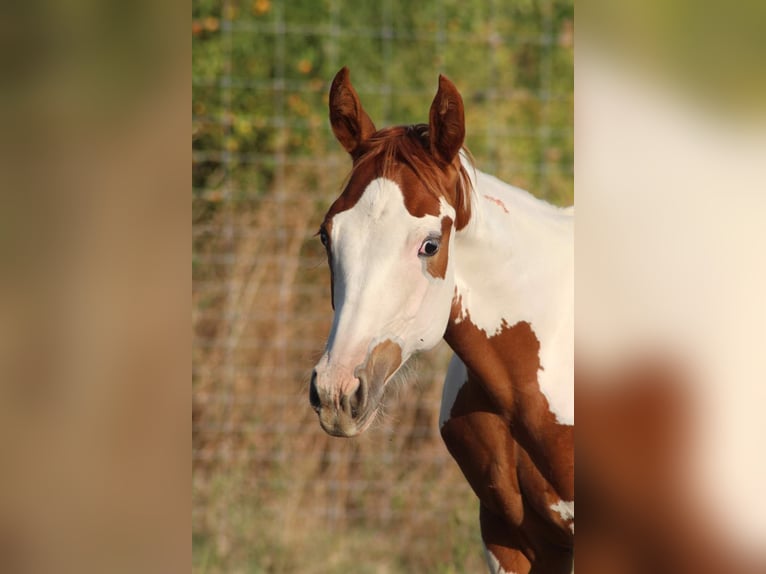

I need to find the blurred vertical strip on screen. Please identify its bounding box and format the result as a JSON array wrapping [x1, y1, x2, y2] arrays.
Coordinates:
[[0, 0, 189, 573], [577, 0, 766, 572]]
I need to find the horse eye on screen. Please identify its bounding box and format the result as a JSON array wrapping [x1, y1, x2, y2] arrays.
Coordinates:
[[419, 237, 440, 257], [319, 229, 329, 247]]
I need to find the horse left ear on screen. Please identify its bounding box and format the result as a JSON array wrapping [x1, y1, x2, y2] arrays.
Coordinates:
[[429, 75, 465, 164]]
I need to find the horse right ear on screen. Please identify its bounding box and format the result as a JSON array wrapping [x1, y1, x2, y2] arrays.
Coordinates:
[[329, 67, 376, 158]]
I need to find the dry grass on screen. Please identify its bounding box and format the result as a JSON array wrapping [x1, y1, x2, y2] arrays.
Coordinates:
[[192, 164, 485, 573]]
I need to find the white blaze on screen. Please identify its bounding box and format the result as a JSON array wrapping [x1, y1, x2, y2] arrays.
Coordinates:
[[315, 177, 457, 396]]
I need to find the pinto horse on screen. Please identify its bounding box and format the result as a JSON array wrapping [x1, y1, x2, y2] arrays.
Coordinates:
[[309, 67, 574, 573]]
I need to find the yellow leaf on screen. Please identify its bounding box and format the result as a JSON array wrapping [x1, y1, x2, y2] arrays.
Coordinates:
[[297, 59, 313, 74], [253, 0, 271, 16]]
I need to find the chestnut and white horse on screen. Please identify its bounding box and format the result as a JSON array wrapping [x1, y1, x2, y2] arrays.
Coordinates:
[[309, 67, 574, 573]]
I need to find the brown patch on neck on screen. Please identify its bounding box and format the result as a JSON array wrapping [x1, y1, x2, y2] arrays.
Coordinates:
[[322, 125, 473, 227], [445, 314, 541, 418], [445, 301, 573, 497], [425, 216, 453, 279], [440, 358, 574, 567]]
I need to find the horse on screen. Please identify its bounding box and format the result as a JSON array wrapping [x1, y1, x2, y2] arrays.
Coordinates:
[[309, 67, 574, 573]]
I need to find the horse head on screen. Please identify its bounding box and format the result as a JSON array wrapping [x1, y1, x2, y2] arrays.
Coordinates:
[[309, 67, 473, 437]]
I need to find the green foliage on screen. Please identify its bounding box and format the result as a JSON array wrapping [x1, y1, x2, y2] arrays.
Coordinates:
[[192, 0, 573, 209]]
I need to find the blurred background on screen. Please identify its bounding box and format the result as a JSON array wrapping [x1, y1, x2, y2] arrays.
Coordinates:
[[192, 0, 573, 572]]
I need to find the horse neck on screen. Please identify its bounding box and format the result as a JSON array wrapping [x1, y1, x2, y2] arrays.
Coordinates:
[[445, 165, 575, 425], [450, 167, 573, 335]]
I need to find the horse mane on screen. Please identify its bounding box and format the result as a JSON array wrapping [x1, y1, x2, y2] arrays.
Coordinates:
[[348, 124, 475, 230]]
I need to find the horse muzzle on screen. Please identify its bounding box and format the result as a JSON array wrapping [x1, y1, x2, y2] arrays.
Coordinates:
[[309, 339, 403, 437], [309, 368, 374, 437]]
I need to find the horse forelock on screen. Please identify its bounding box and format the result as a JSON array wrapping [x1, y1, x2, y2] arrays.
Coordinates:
[[325, 124, 474, 229]]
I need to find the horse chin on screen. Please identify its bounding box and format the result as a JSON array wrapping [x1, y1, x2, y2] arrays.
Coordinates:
[[318, 405, 378, 438], [352, 407, 379, 435], [319, 421, 360, 438]]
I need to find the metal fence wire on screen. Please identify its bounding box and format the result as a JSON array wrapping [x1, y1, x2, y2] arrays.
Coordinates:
[[192, 0, 572, 571]]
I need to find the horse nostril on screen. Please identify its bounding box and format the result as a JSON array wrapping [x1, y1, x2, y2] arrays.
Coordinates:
[[343, 376, 368, 420], [355, 374, 368, 414], [309, 371, 321, 412]]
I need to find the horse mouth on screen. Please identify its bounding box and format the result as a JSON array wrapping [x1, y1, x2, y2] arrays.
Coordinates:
[[318, 407, 377, 438], [312, 339, 403, 438], [317, 381, 385, 438]]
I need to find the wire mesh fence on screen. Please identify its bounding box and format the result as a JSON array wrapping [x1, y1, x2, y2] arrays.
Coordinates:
[[192, 0, 572, 571]]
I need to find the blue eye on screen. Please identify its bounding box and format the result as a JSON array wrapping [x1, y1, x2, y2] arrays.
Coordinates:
[[418, 237, 440, 257], [319, 229, 329, 248]]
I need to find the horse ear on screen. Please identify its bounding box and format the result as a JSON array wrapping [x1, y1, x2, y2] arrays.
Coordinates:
[[429, 74, 465, 164], [329, 67, 376, 158]]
